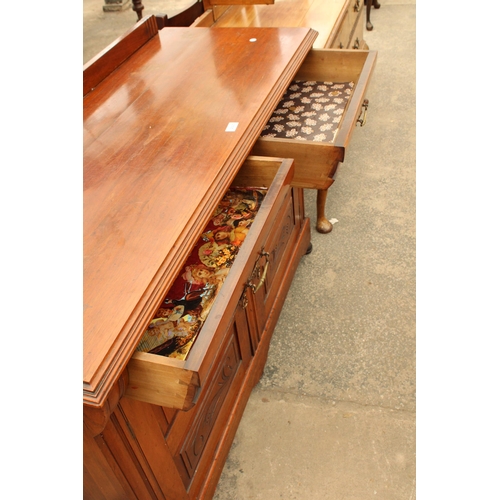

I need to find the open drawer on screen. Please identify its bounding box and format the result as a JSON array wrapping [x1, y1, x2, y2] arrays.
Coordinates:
[[251, 48, 377, 191], [125, 156, 309, 412]]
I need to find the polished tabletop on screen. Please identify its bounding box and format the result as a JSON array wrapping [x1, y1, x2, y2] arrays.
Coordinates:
[[83, 26, 317, 406]]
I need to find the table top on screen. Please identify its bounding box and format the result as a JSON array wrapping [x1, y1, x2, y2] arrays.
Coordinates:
[[83, 26, 317, 407]]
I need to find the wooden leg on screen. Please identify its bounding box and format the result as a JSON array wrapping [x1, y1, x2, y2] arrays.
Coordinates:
[[132, 0, 144, 21], [316, 189, 333, 234], [366, 0, 373, 31]]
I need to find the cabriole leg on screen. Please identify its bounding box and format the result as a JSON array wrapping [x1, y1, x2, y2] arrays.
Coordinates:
[[366, 0, 373, 31], [316, 189, 333, 234], [366, 0, 380, 31]]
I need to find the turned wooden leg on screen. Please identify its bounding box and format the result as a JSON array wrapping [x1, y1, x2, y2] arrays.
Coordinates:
[[366, 0, 373, 31], [132, 0, 144, 21], [316, 189, 333, 234]]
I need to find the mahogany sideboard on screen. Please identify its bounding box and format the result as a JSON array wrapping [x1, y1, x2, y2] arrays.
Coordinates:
[[83, 19, 317, 499]]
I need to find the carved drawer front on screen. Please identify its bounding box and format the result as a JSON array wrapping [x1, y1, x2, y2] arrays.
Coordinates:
[[125, 156, 295, 411], [175, 331, 241, 487], [178, 330, 241, 487], [251, 48, 377, 191]]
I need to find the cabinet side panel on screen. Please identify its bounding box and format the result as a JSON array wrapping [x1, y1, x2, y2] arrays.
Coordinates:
[[119, 397, 189, 500], [84, 427, 135, 500], [102, 410, 164, 499]]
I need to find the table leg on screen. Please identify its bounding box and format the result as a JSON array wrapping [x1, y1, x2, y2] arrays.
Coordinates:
[[316, 189, 333, 234], [366, 0, 373, 31], [132, 0, 144, 20], [366, 0, 380, 31]]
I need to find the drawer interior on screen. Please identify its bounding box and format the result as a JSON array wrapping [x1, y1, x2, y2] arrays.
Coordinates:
[[134, 185, 269, 361], [295, 48, 370, 83], [252, 49, 376, 190], [125, 156, 293, 409], [260, 49, 371, 144], [260, 79, 354, 144]]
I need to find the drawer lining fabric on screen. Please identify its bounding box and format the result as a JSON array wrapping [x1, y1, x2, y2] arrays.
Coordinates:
[[260, 80, 354, 143], [135, 187, 267, 360]]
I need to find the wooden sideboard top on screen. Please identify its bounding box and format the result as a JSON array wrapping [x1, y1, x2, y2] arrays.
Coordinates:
[[201, 0, 348, 48], [83, 26, 317, 407]]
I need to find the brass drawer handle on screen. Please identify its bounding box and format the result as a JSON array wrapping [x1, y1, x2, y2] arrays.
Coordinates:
[[239, 250, 270, 308], [247, 250, 270, 294], [352, 37, 360, 50], [357, 99, 369, 127], [249, 251, 270, 294], [354, 0, 360, 12]]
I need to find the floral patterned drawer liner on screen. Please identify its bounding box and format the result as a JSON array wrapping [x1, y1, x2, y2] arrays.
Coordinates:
[[260, 81, 354, 143], [136, 187, 268, 360]]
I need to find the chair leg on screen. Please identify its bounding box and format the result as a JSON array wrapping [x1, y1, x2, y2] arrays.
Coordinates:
[[316, 189, 333, 234]]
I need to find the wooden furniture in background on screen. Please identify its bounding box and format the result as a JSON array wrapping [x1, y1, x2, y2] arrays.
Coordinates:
[[154, 0, 205, 28], [132, 0, 274, 22], [365, 0, 381, 31], [83, 18, 316, 499], [83, 14, 158, 96], [197, 0, 368, 50], [132, 0, 144, 20], [194, 0, 376, 233]]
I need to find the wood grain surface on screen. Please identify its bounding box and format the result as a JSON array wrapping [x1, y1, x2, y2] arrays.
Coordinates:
[[198, 0, 347, 48], [83, 26, 317, 407]]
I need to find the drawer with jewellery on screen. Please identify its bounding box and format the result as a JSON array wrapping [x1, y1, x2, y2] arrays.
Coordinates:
[[125, 156, 310, 411]]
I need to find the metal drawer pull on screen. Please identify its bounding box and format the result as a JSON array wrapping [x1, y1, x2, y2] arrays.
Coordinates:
[[239, 251, 270, 308], [249, 251, 270, 294], [356, 99, 369, 127], [354, 0, 360, 12]]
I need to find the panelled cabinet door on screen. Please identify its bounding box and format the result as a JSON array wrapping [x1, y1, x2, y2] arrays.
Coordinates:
[[250, 188, 298, 336]]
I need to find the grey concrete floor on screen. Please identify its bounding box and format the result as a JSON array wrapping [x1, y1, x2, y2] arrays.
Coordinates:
[[213, 3, 416, 499], [83, 1, 416, 498]]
